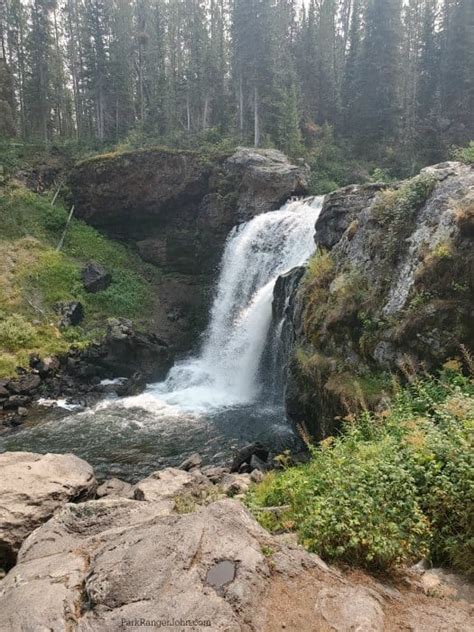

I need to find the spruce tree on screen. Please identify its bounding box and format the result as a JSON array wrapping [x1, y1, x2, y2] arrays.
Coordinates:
[[352, 0, 403, 157], [441, 0, 474, 146]]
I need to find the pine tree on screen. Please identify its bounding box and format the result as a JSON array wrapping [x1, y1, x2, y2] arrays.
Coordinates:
[[352, 0, 403, 157], [81, 0, 111, 142], [400, 0, 423, 166], [109, 0, 134, 139], [341, 0, 363, 137], [441, 0, 474, 146], [0, 52, 16, 137], [4, 0, 27, 138], [24, 0, 55, 143], [416, 0, 444, 164]]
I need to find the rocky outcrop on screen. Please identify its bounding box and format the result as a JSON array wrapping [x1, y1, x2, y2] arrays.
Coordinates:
[[0, 452, 471, 632], [0, 451, 96, 572], [315, 182, 388, 249], [69, 147, 308, 353], [70, 147, 307, 275], [76, 317, 172, 381], [224, 147, 309, 221], [81, 262, 112, 293], [0, 318, 173, 430], [54, 300, 84, 328], [281, 162, 474, 439]]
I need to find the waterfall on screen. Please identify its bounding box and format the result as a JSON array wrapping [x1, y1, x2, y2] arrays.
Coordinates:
[[140, 197, 322, 412], [2, 197, 323, 479]]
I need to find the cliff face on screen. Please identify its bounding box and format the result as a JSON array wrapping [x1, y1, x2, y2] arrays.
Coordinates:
[[70, 147, 308, 274], [276, 162, 474, 440], [70, 147, 308, 351]]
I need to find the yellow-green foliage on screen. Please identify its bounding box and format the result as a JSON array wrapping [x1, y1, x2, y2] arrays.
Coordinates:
[[451, 141, 474, 165], [0, 182, 158, 376], [247, 366, 474, 575], [0, 314, 37, 351], [371, 174, 436, 262], [304, 248, 334, 287], [303, 251, 369, 347]]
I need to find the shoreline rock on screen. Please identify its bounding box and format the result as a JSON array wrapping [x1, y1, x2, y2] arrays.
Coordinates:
[[0, 451, 96, 572], [0, 450, 471, 632]]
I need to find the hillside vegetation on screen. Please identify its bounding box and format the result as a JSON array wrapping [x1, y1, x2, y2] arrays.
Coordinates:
[[0, 181, 159, 377], [248, 362, 474, 577]]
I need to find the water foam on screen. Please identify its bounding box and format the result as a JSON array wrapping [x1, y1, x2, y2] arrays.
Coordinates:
[[114, 197, 322, 413]]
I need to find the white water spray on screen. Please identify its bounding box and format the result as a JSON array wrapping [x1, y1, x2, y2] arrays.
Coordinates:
[[127, 197, 323, 412]]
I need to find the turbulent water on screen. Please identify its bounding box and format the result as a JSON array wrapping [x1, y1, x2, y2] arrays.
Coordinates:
[[1, 198, 322, 481]]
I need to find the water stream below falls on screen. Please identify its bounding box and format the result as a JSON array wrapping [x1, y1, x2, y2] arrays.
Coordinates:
[[0, 198, 323, 482]]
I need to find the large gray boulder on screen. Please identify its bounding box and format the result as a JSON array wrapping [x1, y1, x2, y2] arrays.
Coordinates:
[[225, 147, 309, 221], [0, 451, 96, 571], [0, 499, 280, 631], [1, 494, 472, 631]]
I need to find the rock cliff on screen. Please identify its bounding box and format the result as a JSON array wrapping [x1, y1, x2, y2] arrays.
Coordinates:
[[275, 162, 473, 440], [70, 147, 308, 352]]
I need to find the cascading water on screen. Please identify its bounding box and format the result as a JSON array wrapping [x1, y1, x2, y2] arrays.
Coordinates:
[[1, 197, 323, 480], [146, 197, 323, 410]]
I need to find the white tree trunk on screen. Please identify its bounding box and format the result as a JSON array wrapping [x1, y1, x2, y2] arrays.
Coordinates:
[[254, 84, 260, 147]]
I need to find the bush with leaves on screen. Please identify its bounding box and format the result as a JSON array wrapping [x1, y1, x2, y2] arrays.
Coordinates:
[[247, 365, 474, 575], [451, 141, 474, 165], [0, 314, 37, 351]]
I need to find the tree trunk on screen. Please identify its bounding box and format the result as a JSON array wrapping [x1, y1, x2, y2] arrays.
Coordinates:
[[202, 95, 209, 130], [254, 84, 260, 147], [239, 72, 244, 139], [186, 93, 191, 132]]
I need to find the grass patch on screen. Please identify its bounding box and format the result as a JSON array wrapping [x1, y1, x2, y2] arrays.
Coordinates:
[[0, 181, 158, 376], [247, 365, 474, 575]]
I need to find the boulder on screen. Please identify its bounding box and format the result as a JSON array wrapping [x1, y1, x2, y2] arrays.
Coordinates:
[[1, 495, 471, 632], [114, 371, 146, 396], [250, 454, 269, 472], [54, 300, 84, 328], [231, 442, 270, 473], [79, 318, 172, 381], [133, 467, 211, 504], [179, 452, 203, 471], [29, 355, 60, 377], [2, 394, 31, 410], [0, 385, 9, 398], [81, 261, 112, 293], [96, 477, 133, 499], [201, 465, 229, 483], [7, 373, 41, 395], [250, 469, 265, 484], [0, 451, 96, 571], [220, 473, 252, 497]]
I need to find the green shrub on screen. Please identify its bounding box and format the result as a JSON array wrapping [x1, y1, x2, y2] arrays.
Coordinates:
[[0, 314, 37, 351], [372, 174, 436, 262], [247, 368, 474, 575], [451, 141, 474, 164]]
